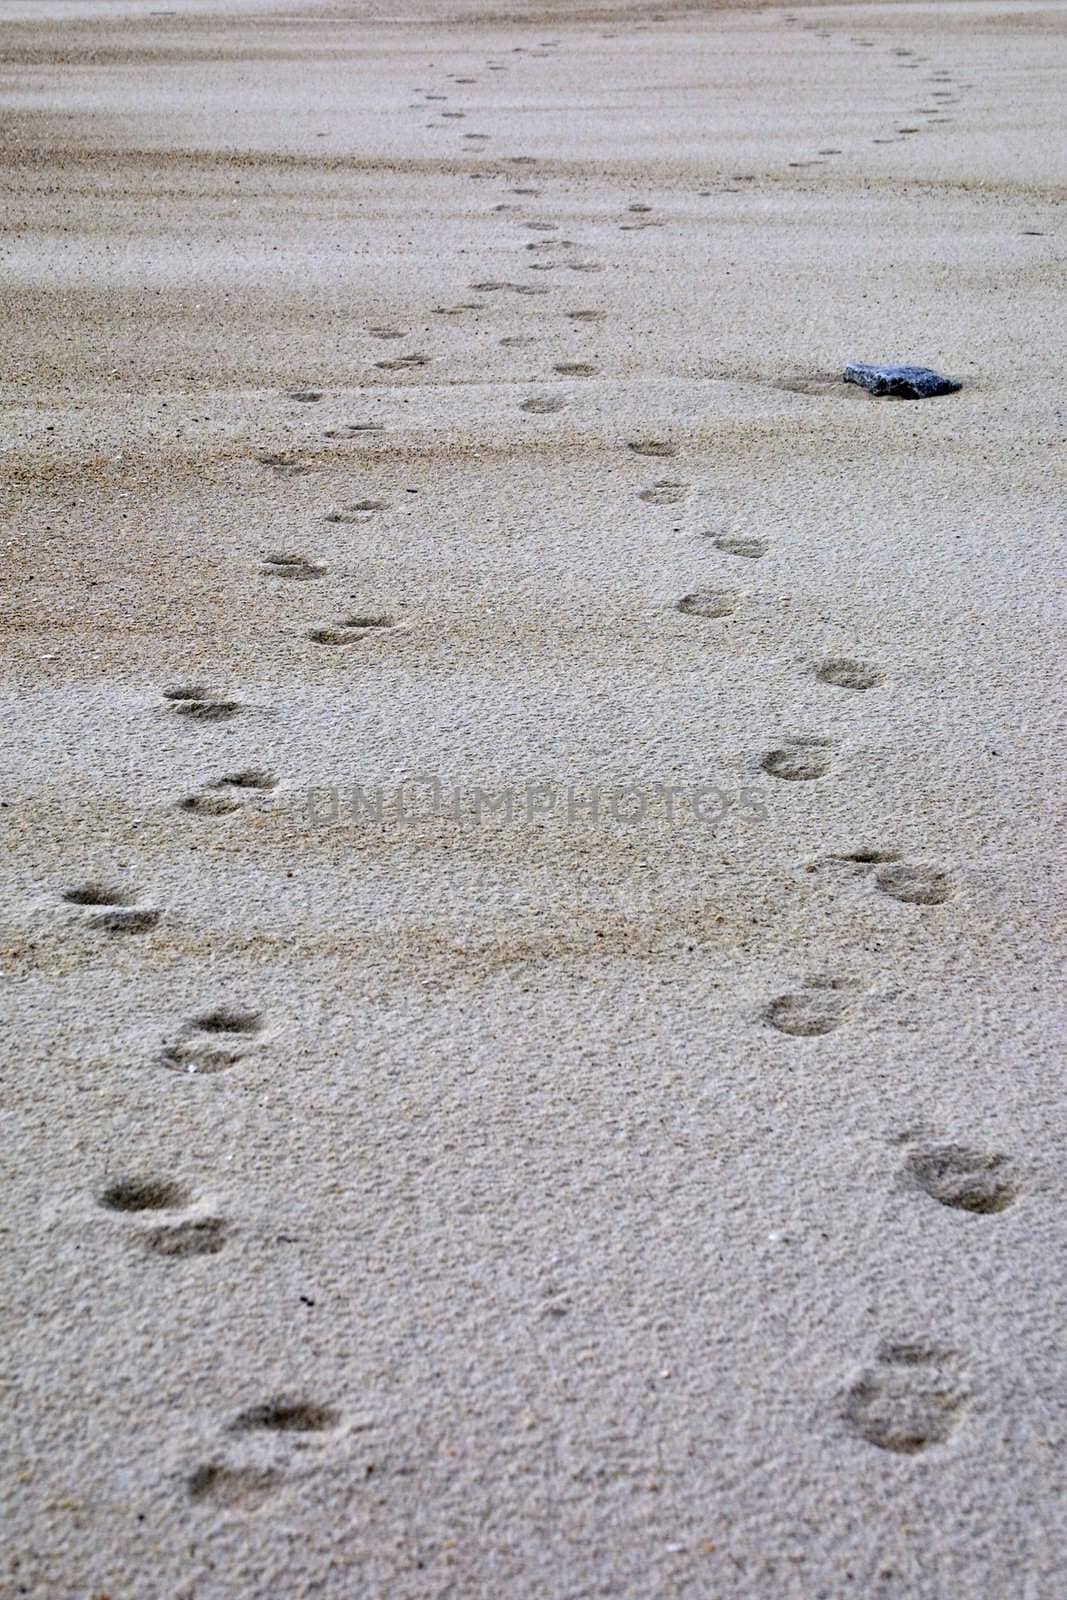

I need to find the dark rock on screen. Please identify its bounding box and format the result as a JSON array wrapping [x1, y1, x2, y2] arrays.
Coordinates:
[[844, 362, 961, 398]]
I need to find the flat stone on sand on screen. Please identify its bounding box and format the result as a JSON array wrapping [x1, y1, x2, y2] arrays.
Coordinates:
[[844, 362, 961, 398]]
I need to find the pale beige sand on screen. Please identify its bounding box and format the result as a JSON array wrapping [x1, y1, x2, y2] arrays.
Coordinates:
[[3, 0, 1066, 1594]]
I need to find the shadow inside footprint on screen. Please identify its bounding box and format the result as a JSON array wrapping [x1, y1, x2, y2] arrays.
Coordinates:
[[906, 1143, 1016, 1213], [161, 1008, 264, 1075], [229, 1399, 339, 1435], [261, 554, 326, 580], [520, 395, 565, 414], [101, 1176, 187, 1212], [63, 882, 135, 907], [842, 1341, 970, 1454]]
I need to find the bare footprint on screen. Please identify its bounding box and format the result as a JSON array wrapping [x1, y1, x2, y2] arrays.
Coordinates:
[[905, 1142, 1016, 1214], [554, 362, 596, 376], [639, 481, 687, 506], [566, 309, 604, 322], [255, 452, 308, 476], [676, 590, 740, 619], [63, 883, 160, 934], [875, 861, 954, 905], [161, 1008, 264, 1076], [765, 990, 846, 1036], [325, 500, 389, 522], [163, 685, 241, 722], [520, 395, 566, 414], [308, 614, 402, 646], [375, 354, 428, 372], [816, 658, 884, 690], [711, 535, 768, 559], [842, 1341, 970, 1454], [628, 440, 676, 458], [187, 1463, 283, 1510], [761, 739, 831, 781], [146, 1217, 229, 1257], [286, 390, 323, 403], [260, 553, 326, 580]]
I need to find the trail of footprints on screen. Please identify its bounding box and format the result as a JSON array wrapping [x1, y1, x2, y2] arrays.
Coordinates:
[[65, 18, 1005, 1497]]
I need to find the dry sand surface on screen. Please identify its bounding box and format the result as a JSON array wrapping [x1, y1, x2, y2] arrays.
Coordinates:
[[2, 0, 1066, 1593]]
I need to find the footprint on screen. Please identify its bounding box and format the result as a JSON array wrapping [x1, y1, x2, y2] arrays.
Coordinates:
[[161, 1009, 264, 1076], [368, 327, 406, 339], [187, 1463, 282, 1510], [711, 535, 768, 559], [374, 354, 428, 372], [520, 395, 566, 414], [639, 481, 687, 506], [228, 1400, 339, 1436], [554, 362, 596, 376], [905, 1142, 1016, 1214], [566, 309, 604, 322], [765, 990, 846, 1036], [815, 658, 884, 690], [308, 614, 401, 646], [875, 861, 954, 905], [163, 686, 241, 721], [260, 553, 326, 580], [145, 1217, 230, 1257], [63, 883, 160, 934], [325, 422, 383, 438], [676, 589, 740, 619], [628, 440, 676, 458], [286, 390, 323, 403], [100, 1176, 187, 1212], [842, 1341, 970, 1454], [761, 739, 831, 781], [325, 499, 389, 521], [255, 452, 308, 476]]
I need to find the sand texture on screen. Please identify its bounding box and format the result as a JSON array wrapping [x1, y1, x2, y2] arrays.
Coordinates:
[[2, 0, 1066, 1594]]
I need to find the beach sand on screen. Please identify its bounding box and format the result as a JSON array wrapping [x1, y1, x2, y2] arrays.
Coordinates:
[[2, 0, 1065, 1594]]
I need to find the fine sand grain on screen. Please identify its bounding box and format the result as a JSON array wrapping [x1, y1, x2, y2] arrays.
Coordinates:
[[2, 0, 1066, 1595]]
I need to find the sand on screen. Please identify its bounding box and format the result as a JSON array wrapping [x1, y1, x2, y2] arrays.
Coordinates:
[[2, 0, 1066, 1593]]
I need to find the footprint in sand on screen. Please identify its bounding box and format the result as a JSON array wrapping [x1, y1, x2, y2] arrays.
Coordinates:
[[520, 394, 566, 414], [761, 738, 832, 781], [815, 657, 884, 690], [63, 882, 161, 934], [145, 1217, 230, 1257], [711, 535, 768, 559], [554, 362, 596, 376], [676, 590, 740, 619], [161, 1008, 265, 1076], [286, 390, 323, 403], [875, 861, 954, 905], [904, 1140, 1017, 1214], [308, 614, 403, 646], [324, 501, 389, 522], [842, 1341, 970, 1454], [163, 685, 241, 722], [325, 422, 383, 439], [179, 769, 277, 818], [187, 1464, 284, 1510], [566, 309, 604, 322], [368, 327, 406, 340], [374, 354, 428, 372], [187, 1399, 344, 1510], [639, 481, 688, 506], [765, 989, 847, 1036], [628, 440, 676, 458], [260, 553, 326, 580], [255, 452, 309, 476]]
